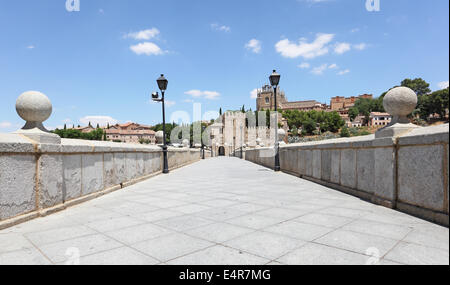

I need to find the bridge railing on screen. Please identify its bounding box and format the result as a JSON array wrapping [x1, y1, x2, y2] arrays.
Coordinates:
[[0, 91, 204, 230], [246, 87, 449, 226]]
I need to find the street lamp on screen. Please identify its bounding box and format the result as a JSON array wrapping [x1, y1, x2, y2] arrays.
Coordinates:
[[269, 70, 281, 172], [201, 125, 206, 160], [153, 74, 169, 174], [240, 125, 243, 159]]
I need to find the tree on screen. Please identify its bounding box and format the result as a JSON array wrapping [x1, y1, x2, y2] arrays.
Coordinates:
[[219, 108, 222, 116], [64, 124, 67, 130], [349, 107, 359, 122], [351, 97, 385, 126], [303, 118, 316, 135], [418, 88, 449, 120], [401, 78, 431, 96], [96, 123, 100, 129]]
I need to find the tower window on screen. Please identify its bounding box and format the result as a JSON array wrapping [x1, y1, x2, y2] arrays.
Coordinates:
[[265, 97, 269, 104]]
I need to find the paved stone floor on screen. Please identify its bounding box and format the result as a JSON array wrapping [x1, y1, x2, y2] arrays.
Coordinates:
[[0, 157, 448, 265]]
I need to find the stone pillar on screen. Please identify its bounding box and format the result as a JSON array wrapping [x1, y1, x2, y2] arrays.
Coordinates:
[[376, 87, 420, 138], [14, 91, 61, 144]]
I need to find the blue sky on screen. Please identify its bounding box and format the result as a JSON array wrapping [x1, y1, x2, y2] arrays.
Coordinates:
[[0, 0, 448, 131]]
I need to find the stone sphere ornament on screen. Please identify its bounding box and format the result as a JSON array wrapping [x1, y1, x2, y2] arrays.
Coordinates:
[[376, 86, 420, 138], [383, 87, 417, 123], [16, 91, 52, 124], [14, 91, 61, 144]]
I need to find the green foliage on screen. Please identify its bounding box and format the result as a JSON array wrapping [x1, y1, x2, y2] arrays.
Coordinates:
[[53, 128, 105, 141], [349, 97, 384, 125], [139, 138, 151, 144], [348, 107, 359, 122], [282, 110, 345, 135], [401, 78, 431, 96], [340, 127, 350, 138], [291, 126, 299, 136], [348, 127, 371, 137], [416, 88, 449, 120]]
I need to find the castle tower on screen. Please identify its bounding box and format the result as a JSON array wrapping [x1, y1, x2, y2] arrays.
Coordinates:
[[256, 85, 286, 111]]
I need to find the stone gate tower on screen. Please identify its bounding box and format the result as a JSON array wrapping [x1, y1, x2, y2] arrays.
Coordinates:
[[256, 85, 286, 111]]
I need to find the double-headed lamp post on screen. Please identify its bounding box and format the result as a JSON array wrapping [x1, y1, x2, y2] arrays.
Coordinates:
[[270, 70, 281, 172], [152, 74, 169, 174]]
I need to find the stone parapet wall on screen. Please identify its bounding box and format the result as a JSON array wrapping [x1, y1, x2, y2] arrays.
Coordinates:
[[245, 124, 449, 226], [0, 134, 202, 229]]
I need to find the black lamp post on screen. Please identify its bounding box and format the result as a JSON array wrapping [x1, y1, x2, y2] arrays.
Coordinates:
[[201, 125, 206, 160], [153, 74, 169, 174], [270, 70, 281, 172], [240, 125, 243, 159]]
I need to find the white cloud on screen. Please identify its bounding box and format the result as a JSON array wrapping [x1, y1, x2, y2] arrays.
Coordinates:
[[328, 63, 338, 69], [350, 28, 360, 33], [298, 62, 310, 69], [338, 69, 350, 75], [183, 99, 194, 103], [311, 64, 328, 75], [211, 23, 231, 33], [63, 118, 72, 124], [203, 91, 221, 100], [310, 63, 339, 75], [275, 33, 334, 59], [130, 42, 164, 56], [334, 42, 351, 54], [250, 89, 258, 99], [185, 90, 221, 100], [438, 81, 449, 89], [125, 28, 160, 40], [27, 45, 35, 49], [353, 43, 368, 50], [245, 39, 262, 53], [0, 121, 12, 129], [80, 116, 118, 126], [165, 100, 176, 107]]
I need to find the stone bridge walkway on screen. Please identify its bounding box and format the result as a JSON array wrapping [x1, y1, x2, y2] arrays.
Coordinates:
[[0, 157, 448, 265]]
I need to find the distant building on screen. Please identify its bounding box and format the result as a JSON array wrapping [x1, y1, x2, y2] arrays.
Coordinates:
[[369, 112, 392, 127], [256, 85, 326, 112], [330, 94, 373, 115], [350, 116, 365, 128], [104, 122, 155, 144], [74, 126, 95, 133]]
